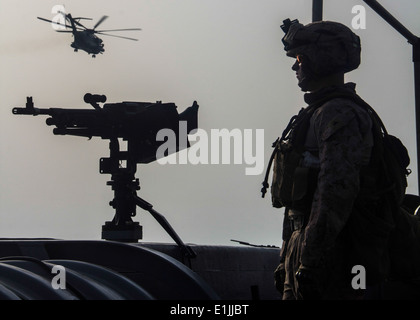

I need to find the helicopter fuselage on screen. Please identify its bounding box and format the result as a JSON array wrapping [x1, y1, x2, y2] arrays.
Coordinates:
[[71, 30, 104, 56]]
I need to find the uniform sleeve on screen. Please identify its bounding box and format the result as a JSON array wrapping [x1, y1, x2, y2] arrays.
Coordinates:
[[300, 101, 372, 268]]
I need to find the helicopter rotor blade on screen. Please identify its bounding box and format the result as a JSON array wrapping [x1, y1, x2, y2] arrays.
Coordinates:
[[93, 15, 109, 30], [63, 14, 89, 30], [37, 17, 83, 31], [37, 16, 56, 24], [71, 18, 89, 30], [96, 32, 139, 41], [95, 28, 142, 32], [73, 17, 93, 21]]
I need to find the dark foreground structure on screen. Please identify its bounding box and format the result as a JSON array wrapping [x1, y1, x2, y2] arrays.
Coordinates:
[[0, 239, 281, 300], [0, 237, 419, 300]]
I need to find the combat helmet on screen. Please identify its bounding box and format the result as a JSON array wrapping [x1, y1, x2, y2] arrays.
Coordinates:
[[281, 19, 361, 76]]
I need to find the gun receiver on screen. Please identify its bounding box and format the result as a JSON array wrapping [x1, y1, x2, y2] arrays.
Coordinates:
[[12, 94, 198, 258], [13, 95, 198, 163]]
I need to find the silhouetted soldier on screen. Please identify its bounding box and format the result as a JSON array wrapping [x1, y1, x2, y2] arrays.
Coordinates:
[[271, 20, 393, 299]]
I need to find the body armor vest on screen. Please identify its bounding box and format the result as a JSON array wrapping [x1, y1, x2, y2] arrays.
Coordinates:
[[262, 90, 410, 210], [270, 105, 319, 210]]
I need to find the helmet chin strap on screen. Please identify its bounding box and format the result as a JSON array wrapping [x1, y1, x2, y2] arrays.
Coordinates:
[[300, 70, 345, 92]]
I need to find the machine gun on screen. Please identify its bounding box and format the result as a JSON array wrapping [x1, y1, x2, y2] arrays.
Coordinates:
[[12, 94, 198, 258]]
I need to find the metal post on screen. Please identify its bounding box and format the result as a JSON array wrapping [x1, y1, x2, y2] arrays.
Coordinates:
[[363, 0, 420, 192], [413, 43, 420, 192], [312, 0, 323, 22], [363, 0, 417, 44]]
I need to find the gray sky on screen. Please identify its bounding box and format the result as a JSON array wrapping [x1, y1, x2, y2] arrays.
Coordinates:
[[0, 0, 419, 247]]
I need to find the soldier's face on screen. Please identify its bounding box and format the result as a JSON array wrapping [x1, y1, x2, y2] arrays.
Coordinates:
[[292, 54, 316, 92]]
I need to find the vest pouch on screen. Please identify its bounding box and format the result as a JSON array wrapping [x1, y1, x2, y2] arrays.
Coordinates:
[[291, 166, 310, 202], [290, 166, 318, 213], [271, 145, 302, 208]]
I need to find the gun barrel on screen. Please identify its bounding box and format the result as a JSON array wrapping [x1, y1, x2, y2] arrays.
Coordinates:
[[12, 107, 50, 116]]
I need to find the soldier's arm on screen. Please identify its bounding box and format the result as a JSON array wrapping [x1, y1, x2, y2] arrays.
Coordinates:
[[300, 102, 372, 268]]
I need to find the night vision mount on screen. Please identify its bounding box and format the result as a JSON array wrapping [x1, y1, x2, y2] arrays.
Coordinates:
[[12, 94, 199, 258], [280, 18, 299, 34]]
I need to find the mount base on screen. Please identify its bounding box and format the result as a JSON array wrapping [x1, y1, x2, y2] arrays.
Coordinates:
[[101, 221, 143, 243]]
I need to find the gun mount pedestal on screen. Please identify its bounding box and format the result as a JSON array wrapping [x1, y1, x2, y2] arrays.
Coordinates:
[[100, 138, 196, 258], [101, 166, 143, 242]]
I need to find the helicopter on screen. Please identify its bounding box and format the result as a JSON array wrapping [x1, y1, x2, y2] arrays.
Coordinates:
[[37, 13, 141, 57]]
